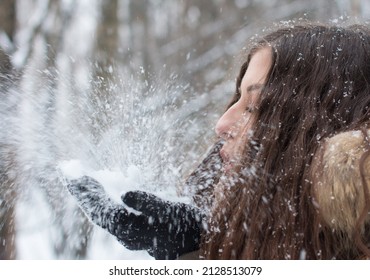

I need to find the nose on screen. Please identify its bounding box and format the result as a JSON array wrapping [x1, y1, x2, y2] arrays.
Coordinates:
[[215, 105, 243, 140]]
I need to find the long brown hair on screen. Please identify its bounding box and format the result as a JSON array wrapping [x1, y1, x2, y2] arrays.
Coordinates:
[[201, 23, 370, 259]]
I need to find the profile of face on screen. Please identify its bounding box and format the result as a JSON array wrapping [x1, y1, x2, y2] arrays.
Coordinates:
[[215, 47, 272, 173]]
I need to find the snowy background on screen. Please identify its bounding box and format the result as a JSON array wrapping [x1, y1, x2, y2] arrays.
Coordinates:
[[0, 0, 370, 260]]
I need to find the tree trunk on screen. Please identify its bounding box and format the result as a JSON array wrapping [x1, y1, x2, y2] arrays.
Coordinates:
[[0, 0, 16, 41], [0, 0, 17, 258], [0, 172, 16, 260]]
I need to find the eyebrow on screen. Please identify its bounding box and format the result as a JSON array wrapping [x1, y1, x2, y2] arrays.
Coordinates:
[[246, 83, 264, 93]]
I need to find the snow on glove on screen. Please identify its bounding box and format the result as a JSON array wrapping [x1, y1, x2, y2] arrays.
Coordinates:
[[66, 176, 204, 259], [66, 175, 120, 228]]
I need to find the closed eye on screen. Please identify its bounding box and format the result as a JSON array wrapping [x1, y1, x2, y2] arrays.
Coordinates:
[[246, 83, 264, 94], [246, 107, 254, 113]]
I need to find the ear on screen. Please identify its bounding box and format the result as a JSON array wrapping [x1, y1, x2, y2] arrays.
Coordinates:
[[312, 130, 370, 234]]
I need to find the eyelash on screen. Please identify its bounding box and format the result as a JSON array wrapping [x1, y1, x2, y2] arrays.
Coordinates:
[[246, 107, 254, 113]]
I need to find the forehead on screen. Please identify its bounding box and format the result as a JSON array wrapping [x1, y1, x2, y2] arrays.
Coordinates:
[[240, 47, 272, 92]]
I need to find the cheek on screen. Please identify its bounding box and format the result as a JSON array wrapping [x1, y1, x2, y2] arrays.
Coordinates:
[[235, 119, 253, 146], [228, 117, 254, 159], [236, 114, 254, 137]]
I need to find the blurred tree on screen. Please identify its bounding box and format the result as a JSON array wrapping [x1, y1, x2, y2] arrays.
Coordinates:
[[89, 0, 120, 137], [1, 0, 370, 259], [0, 0, 15, 42], [0, 0, 16, 260], [0, 0, 94, 259]]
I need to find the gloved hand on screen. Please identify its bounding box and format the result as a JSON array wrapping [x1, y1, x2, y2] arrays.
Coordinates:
[[66, 176, 204, 259]]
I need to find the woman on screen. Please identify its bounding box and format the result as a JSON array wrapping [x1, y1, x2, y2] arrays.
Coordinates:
[[202, 22, 370, 259], [67, 22, 370, 259]]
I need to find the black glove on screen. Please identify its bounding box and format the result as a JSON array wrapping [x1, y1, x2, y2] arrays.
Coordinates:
[[67, 176, 204, 259]]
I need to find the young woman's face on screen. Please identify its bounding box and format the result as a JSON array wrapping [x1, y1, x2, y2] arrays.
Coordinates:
[[215, 47, 272, 173]]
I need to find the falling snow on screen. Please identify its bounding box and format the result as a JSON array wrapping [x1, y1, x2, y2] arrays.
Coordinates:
[[1, 0, 370, 260]]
